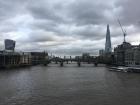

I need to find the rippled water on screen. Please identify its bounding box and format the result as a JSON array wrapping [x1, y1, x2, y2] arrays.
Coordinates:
[[0, 63, 140, 105]]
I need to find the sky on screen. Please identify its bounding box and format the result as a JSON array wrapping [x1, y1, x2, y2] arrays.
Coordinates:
[[0, 0, 140, 56]]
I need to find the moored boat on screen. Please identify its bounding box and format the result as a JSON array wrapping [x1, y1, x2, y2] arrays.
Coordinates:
[[109, 66, 140, 73], [109, 66, 128, 72]]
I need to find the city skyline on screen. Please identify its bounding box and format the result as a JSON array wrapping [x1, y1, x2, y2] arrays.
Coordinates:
[[0, 0, 140, 56]]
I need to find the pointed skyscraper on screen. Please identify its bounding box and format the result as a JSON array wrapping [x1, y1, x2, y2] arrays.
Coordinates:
[[105, 24, 112, 53]]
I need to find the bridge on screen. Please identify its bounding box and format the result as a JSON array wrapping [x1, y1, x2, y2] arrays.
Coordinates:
[[43, 56, 99, 67]]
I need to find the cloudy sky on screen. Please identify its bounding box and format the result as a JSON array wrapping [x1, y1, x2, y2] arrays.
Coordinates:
[[0, 0, 140, 56]]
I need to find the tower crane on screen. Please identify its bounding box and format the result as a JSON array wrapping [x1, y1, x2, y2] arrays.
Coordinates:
[[117, 19, 127, 42]]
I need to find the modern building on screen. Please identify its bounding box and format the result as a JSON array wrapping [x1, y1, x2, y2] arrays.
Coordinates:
[[4, 39, 16, 51], [98, 25, 113, 64], [105, 24, 112, 53]]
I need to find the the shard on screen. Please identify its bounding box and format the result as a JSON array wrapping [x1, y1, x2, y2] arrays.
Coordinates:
[[105, 24, 112, 53]]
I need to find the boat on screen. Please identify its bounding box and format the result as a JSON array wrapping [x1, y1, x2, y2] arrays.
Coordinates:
[[109, 67, 129, 72], [109, 66, 140, 73]]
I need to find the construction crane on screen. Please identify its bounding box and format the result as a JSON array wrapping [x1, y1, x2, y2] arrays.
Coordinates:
[[117, 19, 127, 42]]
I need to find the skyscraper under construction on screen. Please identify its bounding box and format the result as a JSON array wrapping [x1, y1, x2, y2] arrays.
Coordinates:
[[105, 24, 112, 53]]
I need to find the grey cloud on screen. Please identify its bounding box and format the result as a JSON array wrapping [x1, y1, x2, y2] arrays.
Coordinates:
[[0, 0, 140, 56], [67, 0, 111, 25], [27, 0, 119, 40], [0, 0, 28, 20], [116, 0, 140, 26]]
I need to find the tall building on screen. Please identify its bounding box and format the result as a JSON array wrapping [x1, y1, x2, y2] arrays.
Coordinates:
[[5, 39, 16, 51], [105, 24, 112, 53]]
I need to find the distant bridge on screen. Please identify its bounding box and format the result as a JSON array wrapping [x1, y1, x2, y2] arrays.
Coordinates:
[[43, 57, 99, 67]]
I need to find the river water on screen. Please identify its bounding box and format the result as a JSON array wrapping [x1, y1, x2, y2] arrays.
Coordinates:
[[0, 63, 140, 105]]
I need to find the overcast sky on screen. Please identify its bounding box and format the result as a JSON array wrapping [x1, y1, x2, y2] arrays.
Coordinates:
[[0, 0, 140, 56]]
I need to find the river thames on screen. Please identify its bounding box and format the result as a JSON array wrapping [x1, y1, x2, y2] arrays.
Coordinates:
[[0, 63, 140, 105]]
